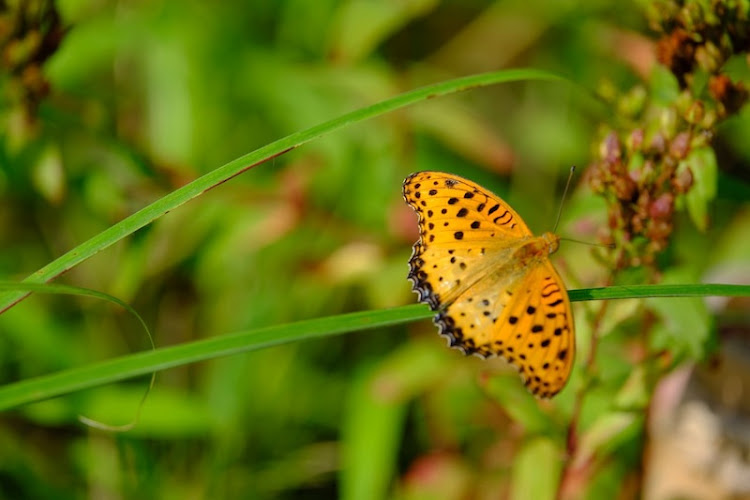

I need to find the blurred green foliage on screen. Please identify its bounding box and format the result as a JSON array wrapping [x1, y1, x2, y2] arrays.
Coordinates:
[[0, 1, 748, 499]]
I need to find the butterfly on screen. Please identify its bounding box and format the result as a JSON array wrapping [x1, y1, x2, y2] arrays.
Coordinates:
[[402, 171, 574, 398]]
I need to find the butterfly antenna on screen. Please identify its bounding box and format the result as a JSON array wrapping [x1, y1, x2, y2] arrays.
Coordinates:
[[559, 237, 615, 249], [553, 166, 576, 233]]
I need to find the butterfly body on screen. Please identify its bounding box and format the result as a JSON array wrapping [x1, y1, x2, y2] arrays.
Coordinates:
[[403, 171, 574, 398]]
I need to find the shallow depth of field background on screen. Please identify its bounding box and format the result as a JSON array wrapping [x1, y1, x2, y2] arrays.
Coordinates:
[[1, 1, 749, 499]]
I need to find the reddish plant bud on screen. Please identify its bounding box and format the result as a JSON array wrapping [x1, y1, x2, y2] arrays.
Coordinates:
[[640, 160, 655, 186], [650, 132, 667, 154], [589, 169, 605, 193], [632, 214, 643, 233], [637, 190, 651, 212], [669, 132, 691, 160], [628, 167, 641, 184], [608, 206, 623, 230], [685, 100, 704, 124], [650, 193, 674, 219], [628, 128, 644, 151], [672, 166, 694, 193], [601, 132, 622, 163], [709, 74, 749, 115], [655, 29, 695, 87], [647, 220, 672, 243], [710, 74, 731, 99], [614, 175, 637, 201]]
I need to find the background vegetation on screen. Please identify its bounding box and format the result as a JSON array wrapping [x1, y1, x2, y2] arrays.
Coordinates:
[[1, 0, 748, 499]]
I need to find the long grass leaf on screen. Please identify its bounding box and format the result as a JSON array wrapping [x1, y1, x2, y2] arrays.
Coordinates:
[[0, 69, 564, 313], [0, 283, 747, 410]]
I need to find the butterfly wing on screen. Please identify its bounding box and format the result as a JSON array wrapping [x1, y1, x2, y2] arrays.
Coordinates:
[[402, 171, 532, 308], [402, 171, 532, 240], [517, 261, 574, 397], [403, 171, 575, 397]]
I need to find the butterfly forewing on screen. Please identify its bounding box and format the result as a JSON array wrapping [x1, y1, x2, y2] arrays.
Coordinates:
[[403, 171, 532, 307], [403, 171, 532, 241], [402, 170, 575, 398]]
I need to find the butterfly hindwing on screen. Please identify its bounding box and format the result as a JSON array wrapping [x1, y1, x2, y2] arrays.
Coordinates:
[[498, 260, 574, 397], [436, 256, 573, 397]]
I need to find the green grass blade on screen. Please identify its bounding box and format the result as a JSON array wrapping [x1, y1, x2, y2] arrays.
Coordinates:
[[340, 365, 407, 500], [0, 68, 564, 313], [0, 282, 158, 428], [0, 283, 747, 410], [0, 283, 152, 343], [0, 305, 425, 411], [568, 283, 750, 301]]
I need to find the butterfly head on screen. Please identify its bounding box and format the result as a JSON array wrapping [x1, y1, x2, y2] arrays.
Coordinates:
[[541, 232, 560, 254], [515, 232, 560, 263]]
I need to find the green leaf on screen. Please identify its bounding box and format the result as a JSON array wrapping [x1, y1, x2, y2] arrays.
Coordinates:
[[368, 340, 450, 401], [510, 437, 562, 500], [576, 412, 642, 465], [340, 364, 408, 500], [648, 270, 713, 360], [329, 0, 438, 63], [650, 65, 680, 105], [680, 146, 718, 231], [484, 374, 557, 435]]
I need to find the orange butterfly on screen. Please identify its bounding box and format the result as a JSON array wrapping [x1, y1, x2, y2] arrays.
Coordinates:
[[403, 171, 574, 397]]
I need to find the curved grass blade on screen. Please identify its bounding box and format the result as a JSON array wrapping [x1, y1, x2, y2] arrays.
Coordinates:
[[0, 282, 155, 430], [0, 68, 565, 314], [0, 304, 425, 411], [0, 283, 747, 411]]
